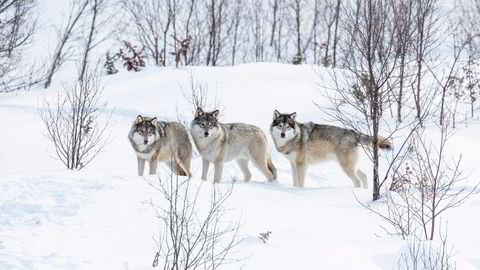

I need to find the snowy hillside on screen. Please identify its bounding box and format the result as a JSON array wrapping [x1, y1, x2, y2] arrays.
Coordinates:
[[1, 63, 479, 269]]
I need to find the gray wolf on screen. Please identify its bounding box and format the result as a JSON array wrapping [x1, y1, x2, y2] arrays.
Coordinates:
[[190, 108, 277, 183], [128, 115, 192, 176], [270, 110, 392, 188]]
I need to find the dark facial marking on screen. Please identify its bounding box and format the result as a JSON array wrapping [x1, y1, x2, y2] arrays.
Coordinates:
[[272, 114, 296, 129], [135, 119, 157, 137], [194, 111, 219, 134]]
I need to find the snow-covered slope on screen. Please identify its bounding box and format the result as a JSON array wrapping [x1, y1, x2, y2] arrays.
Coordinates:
[[1, 63, 479, 269]]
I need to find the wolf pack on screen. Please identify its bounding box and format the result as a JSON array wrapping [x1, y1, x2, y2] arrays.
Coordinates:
[[128, 108, 392, 188]]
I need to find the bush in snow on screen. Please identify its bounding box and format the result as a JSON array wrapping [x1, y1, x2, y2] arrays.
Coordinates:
[[363, 116, 478, 241], [104, 51, 118, 75], [40, 66, 110, 170], [259, 231, 272, 243], [397, 233, 456, 270], [1, 0, 39, 92], [447, 51, 480, 126], [116, 41, 146, 72], [151, 172, 241, 269], [292, 52, 305, 65]]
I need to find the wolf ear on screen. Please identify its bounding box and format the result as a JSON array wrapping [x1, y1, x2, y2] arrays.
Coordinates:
[[195, 108, 204, 117], [211, 110, 220, 119], [151, 117, 158, 125], [290, 112, 297, 121], [273, 110, 281, 120], [135, 115, 144, 124]]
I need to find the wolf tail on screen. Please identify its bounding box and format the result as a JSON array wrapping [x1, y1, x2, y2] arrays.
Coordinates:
[[267, 156, 277, 181], [176, 163, 188, 176], [358, 133, 392, 150]]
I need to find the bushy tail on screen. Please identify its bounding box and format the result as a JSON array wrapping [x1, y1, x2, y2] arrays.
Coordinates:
[[176, 163, 188, 176], [168, 160, 190, 177], [267, 156, 277, 181], [358, 134, 392, 150]]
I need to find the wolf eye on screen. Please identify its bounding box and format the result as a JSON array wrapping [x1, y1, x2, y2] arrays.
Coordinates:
[[286, 126, 291, 130]]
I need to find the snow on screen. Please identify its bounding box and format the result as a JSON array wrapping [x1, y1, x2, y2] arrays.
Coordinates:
[[1, 63, 479, 269]]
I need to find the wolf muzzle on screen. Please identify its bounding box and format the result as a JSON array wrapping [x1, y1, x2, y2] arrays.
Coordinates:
[[204, 131, 209, 137]]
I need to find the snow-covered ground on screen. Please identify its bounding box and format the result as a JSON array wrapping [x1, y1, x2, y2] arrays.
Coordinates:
[[1, 63, 479, 269]]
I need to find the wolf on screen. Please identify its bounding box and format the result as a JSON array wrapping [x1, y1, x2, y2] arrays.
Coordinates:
[[128, 115, 192, 177], [190, 108, 277, 183], [270, 110, 392, 188]]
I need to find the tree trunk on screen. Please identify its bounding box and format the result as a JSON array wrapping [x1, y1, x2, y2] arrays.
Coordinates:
[[79, 0, 99, 82], [332, 0, 341, 67]]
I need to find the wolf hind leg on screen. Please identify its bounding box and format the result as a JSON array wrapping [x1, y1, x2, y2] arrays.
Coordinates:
[[338, 151, 362, 188], [173, 153, 191, 177], [236, 159, 252, 182], [251, 155, 274, 182], [340, 165, 361, 188], [357, 169, 368, 189], [267, 156, 277, 181]]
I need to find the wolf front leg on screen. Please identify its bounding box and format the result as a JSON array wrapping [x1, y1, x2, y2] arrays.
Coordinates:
[[289, 161, 298, 187], [137, 157, 146, 176], [201, 158, 210, 181], [213, 159, 224, 183], [296, 162, 307, 188]]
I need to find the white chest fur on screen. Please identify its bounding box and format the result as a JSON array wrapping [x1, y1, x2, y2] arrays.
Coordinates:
[[135, 150, 155, 161]]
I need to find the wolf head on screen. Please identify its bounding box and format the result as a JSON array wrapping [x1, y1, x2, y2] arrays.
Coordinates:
[[130, 115, 160, 147], [270, 110, 298, 141], [191, 108, 220, 138]]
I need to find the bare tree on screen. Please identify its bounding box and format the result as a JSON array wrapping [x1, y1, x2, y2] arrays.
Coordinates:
[[463, 40, 480, 119], [230, 0, 243, 65], [310, 0, 320, 65], [392, 0, 416, 123], [363, 116, 478, 240], [427, 34, 472, 127], [268, 0, 288, 62], [0, 0, 38, 92], [171, 35, 192, 67], [205, 0, 229, 66], [249, 0, 268, 62], [40, 66, 109, 170], [411, 0, 439, 127], [121, 0, 172, 66], [78, 0, 109, 82], [180, 71, 221, 117], [331, 0, 341, 67], [397, 231, 457, 270], [321, 0, 402, 200], [290, 0, 304, 63], [150, 172, 241, 269], [44, 0, 89, 89], [321, 0, 337, 66]]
